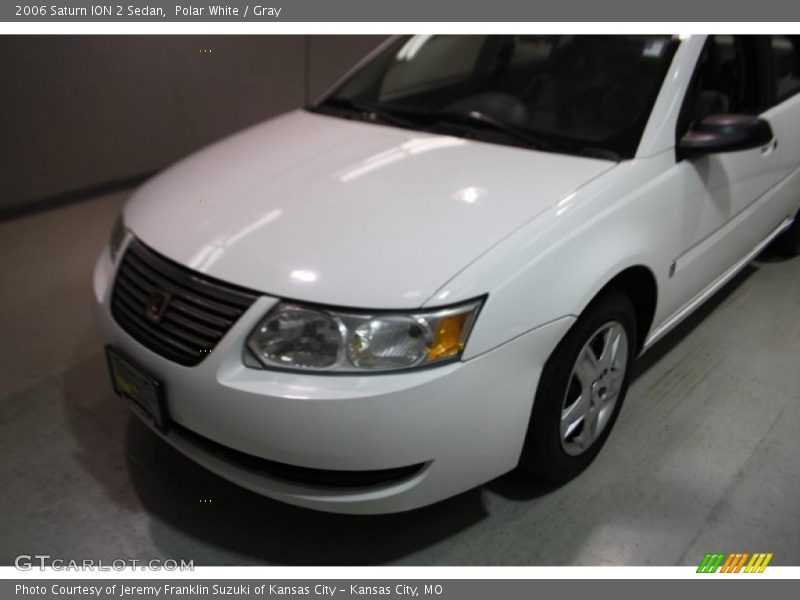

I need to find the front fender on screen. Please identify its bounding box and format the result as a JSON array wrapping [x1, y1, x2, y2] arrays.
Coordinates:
[[428, 154, 678, 360]]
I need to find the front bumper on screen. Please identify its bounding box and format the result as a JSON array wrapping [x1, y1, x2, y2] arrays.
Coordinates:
[[93, 247, 573, 513]]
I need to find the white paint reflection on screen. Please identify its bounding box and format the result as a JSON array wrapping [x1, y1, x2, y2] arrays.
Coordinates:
[[338, 150, 406, 183], [453, 186, 486, 204], [188, 240, 225, 272], [290, 270, 318, 283], [188, 209, 284, 272], [337, 137, 466, 183], [557, 192, 576, 208], [403, 137, 465, 154], [555, 192, 578, 217], [403, 289, 424, 299], [224, 209, 283, 246]]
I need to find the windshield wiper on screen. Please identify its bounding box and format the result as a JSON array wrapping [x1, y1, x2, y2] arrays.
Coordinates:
[[427, 109, 552, 152], [319, 100, 551, 152], [318, 97, 421, 129]]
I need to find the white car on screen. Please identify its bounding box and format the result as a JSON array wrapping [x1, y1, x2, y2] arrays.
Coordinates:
[[93, 35, 800, 514]]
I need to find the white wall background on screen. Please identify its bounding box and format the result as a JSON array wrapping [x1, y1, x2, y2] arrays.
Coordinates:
[[0, 35, 388, 210]]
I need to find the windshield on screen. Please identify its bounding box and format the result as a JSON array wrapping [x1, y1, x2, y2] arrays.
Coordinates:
[[312, 35, 680, 159]]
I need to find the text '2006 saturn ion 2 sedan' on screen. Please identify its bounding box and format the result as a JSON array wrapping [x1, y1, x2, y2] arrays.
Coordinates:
[[94, 35, 800, 513]]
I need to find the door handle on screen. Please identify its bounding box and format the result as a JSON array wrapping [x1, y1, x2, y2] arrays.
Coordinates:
[[761, 138, 778, 156]]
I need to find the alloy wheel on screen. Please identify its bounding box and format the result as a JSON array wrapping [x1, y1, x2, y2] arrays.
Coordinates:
[[560, 321, 629, 456]]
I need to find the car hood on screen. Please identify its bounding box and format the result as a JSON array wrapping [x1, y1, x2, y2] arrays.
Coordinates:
[[125, 110, 616, 309]]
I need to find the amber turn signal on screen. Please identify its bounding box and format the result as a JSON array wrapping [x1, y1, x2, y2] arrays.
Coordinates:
[[427, 313, 469, 360]]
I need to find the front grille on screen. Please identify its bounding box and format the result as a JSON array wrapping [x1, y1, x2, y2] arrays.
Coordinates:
[[111, 238, 259, 366], [173, 423, 428, 489]]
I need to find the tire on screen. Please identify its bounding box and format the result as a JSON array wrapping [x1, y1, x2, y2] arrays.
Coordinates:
[[519, 289, 638, 483], [772, 210, 800, 257]]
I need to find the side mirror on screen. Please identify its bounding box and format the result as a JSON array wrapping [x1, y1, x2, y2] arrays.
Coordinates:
[[678, 114, 774, 159]]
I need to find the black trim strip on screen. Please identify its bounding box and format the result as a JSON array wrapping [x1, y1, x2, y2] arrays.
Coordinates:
[[173, 423, 428, 490]]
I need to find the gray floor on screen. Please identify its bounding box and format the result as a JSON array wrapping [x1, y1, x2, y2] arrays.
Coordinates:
[[1, 191, 798, 566]]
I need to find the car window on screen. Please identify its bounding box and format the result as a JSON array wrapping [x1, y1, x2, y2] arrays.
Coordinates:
[[677, 35, 760, 139], [769, 35, 800, 102], [508, 36, 557, 67], [317, 35, 681, 160], [381, 35, 487, 97]]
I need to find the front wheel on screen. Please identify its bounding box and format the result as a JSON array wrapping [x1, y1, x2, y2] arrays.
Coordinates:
[[519, 290, 637, 483]]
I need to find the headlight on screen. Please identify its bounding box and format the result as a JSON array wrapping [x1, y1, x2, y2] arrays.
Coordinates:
[[246, 299, 483, 373], [109, 214, 127, 261], [248, 306, 341, 369]]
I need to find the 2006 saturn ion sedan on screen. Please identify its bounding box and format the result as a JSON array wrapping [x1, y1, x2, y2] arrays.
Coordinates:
[[94, 35, 800, 513]]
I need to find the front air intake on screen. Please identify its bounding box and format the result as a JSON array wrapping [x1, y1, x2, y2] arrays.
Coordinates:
[[111, 238, 258, 366]]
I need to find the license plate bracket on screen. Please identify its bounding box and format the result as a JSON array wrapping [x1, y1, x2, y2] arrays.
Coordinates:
[[105, 346, 169, 433]]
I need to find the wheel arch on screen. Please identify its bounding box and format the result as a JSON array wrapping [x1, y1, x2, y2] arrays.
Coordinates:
[[580, 265, 658, 355]]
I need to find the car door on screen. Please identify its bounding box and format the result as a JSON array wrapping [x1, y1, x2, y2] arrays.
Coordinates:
[[666, 35, 788, 315], [759, 35, 800, 223]]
